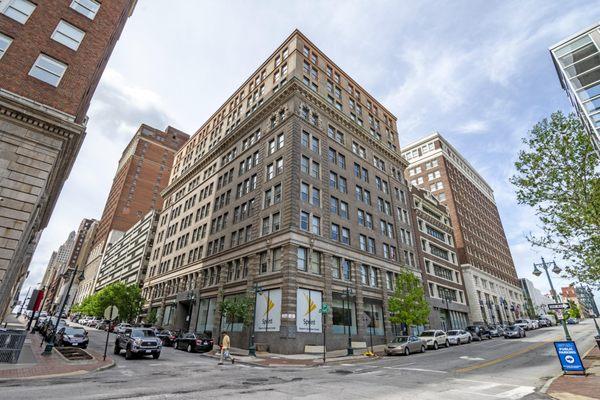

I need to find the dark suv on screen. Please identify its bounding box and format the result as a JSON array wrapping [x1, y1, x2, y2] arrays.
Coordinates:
[[114, 328, 162, 359], [466, 325, 492, 341]]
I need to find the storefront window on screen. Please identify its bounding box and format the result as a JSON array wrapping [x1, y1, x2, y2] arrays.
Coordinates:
[[332, 293, 357, 334], [195, 297, 216, 336], [220, 294, 246, 332], [363, 299, 384, 335]]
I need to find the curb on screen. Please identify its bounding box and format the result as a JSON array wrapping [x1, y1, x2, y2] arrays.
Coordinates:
[[539, 342, 598, 395]]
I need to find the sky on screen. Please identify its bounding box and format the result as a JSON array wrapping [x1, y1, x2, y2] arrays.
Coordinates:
[[16, 1, 600, 309]]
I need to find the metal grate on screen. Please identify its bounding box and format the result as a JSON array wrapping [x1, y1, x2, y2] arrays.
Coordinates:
[[0, 329, 27, 364]]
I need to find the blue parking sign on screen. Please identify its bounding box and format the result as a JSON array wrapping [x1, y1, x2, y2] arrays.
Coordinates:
[[554, 341, 585, 373]]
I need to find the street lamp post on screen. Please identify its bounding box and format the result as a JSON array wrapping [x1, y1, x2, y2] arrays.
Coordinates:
[[42, 265, 80, 355], [185, 292, 196, 333], [532, 257, 572, 341], [487, 300, 496, 326], [16, 286, 32, 318], [443, 294, 453, 331], [344, 286, 354, 356], [248, 283, 263, 357], [585, 286, 600, 337]]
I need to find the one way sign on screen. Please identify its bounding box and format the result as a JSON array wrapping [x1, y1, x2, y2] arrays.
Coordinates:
[[548, 303, 570, 310]]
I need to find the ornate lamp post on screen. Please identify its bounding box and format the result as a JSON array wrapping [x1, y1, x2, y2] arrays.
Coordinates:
[[185, 291, 196, 333], [248, 283, 263, 357], [443, 293, 453, 331], [343, 286, 354, 356], [532, 257, 572, 341]]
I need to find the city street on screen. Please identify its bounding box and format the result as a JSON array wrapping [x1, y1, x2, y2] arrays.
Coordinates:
[[1, 320, 596, 399]]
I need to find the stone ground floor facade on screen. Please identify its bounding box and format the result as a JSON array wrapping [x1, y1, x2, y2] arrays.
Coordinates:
[[461, 264, 526, 325], [0, 92, 84, 320], [143, 232, 424, 354]]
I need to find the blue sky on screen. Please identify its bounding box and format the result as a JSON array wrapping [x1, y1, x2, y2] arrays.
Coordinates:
[[17, 1, 600, 306]]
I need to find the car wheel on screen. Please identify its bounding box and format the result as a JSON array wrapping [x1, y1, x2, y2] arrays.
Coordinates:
[[445, 340, 450, 348], [152, 352, 160, 359], [113, 344, 120, 355], [421, 345, 426, 353], [125, 347, 133, 360], [187, 344, 193, 353], [433, 341, 439, 350], [468, 337, 472, 343]]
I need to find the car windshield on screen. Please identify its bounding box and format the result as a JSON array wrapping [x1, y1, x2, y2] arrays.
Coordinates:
[[447, 330, 460, 335], [391, 336, 409, 343], [420, 331, 435, 337], [507, 326, 518, 331], [131, 329, 156, 338], [64, 327, 85, 335]]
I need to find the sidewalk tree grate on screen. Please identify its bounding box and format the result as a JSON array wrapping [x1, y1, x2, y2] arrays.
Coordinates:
[[55, 347, 93, 361]]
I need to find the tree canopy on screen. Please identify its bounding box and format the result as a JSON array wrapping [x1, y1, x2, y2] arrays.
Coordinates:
[[510, 111, 600, 286], [388, 270, 430, 330], [72, 282, 143, 322]]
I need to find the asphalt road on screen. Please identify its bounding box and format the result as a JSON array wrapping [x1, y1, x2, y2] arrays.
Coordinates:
[[1, 320, 596, 400]]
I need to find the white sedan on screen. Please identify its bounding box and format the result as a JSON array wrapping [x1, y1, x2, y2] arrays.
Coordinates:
[[447, 329, 472, 345]]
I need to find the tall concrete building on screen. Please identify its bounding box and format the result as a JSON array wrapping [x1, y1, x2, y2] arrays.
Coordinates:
[[403, 133, 525, 325], [142, 30, 420, 353], [0, 0, 138, 319], [574, 285, 599, 317], [410, 186, 470, 330], [78, 124, 188, 303], [72, 220, 98, 305], [550, 23, 600, 154], [39, 230, 75, 312], [94, 210, 158, 292], [520, 278, 553, 318]]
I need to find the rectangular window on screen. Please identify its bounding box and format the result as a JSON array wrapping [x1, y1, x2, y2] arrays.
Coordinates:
[[29, 54, 67, 87], [70, 0, 100, 19], [310, 251, 321, 274], [300, 211, 309, 231], [52, 20, 85, 50], [3, 0, 36, 24], [272, 247, 282, 271], [300, 182, 309, 202], [297, 247, 308, 271], [331, 223, 339, 241], [311, 215, 321, 235], [0, 34, 12, 59]]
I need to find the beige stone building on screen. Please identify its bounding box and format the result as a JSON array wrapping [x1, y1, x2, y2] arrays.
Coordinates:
[[142, 30, 421, 354]]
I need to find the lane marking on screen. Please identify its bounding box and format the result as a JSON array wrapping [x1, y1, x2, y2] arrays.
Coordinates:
[[389, 367, 447, 374], [456, 340, 551, 373], [460, 356, 485, 361]]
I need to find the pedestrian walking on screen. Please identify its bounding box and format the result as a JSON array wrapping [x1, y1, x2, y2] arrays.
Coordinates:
[[218, 331, 235, 365]]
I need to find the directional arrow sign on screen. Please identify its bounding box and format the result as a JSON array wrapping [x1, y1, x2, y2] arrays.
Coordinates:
[[548, 303, 570, 310]]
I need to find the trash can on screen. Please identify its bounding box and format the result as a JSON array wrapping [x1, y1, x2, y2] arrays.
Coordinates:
[[0, 329, 27, 363]]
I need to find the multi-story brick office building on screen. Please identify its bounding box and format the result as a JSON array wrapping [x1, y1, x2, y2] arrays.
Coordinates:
[[142, 30, 420, 354], [403, 133, 525, 325], [0, 0, 137, 319], [94, 210, 158, 292], [410, 186, 470, 330], [77, 124, 188, 303]]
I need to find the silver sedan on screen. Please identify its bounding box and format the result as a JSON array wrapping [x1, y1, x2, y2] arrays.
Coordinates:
[[447, 329, 472, 345], [385, 335, 427, 356]]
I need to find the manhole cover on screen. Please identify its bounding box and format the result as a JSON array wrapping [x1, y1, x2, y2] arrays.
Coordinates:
[[56, 347, 93, 361]]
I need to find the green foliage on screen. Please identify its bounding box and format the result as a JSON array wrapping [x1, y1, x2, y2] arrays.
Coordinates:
[[219, 293, 254, 330], [567, 300, 581, 319], [72, 282, 143, 322], [388, 270, 430, 329], [146, 308, 157, 325], [510, 111, 600, 286]]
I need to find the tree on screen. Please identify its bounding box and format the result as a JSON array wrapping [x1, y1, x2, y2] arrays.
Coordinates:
[[510, 111, 600, 285], [388, 271, 430, 334], [567, 301, 581, 319], [146, 308, 157, 325], [71, 282, 143, 322], [219, 293, 254, 331]]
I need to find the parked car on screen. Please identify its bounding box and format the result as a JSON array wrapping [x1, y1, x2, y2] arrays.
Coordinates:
[[114, 323, 132, 334], [504, 325, 526, 339], [419, 330, 449, 350], [114, 328, 162, 359], [385, 335, 427, 355], [77, 317, 89, 325], [465, 325, 492, 341], [56, 326, 89, 348], [567, 318, 579, 325], [156, 330, 178, 347], [174, 332, 214, 353], [489, 325, 505, 337], [446, 329, 472, 345], [514, 319, 531, 331], [96, 319, 112, 331], [530, 320, 540, 329]]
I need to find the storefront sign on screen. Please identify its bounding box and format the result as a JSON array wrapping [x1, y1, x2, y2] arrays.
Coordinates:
[[255, 288, 281, 332], [554, 341, 585, 374], [297, 288, 322, 333]]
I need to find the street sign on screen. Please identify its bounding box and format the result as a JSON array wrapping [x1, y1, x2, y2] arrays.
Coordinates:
[[548, 303, 570, 310], [554, 341, 585, 374], [319, 303, 330, 314], [104, 305, 119, 320]]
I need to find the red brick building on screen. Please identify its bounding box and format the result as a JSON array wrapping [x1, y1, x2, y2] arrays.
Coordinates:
[[0, 0, 137, 319]]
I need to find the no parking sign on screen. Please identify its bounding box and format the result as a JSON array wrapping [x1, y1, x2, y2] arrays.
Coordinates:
[[554, 341, 585, 374]]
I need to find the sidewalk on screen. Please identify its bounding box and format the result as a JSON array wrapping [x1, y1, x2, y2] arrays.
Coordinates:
[[546, 344, 600, 400], [202, 345, 385, 367], [0, 315, 113, 380]]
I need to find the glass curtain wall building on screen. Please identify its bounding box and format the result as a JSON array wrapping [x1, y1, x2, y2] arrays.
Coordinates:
[[550, 23, 600, 154]]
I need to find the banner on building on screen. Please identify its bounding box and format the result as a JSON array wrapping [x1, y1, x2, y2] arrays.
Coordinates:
[[255, 288, 281, 332], [296, 288, 322, 333], [26, 290, 40, 311]]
